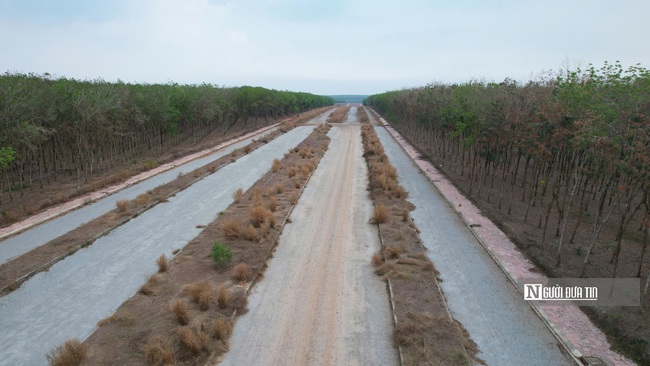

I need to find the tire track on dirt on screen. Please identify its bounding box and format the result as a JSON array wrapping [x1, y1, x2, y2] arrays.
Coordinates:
[[220, 124, 398, 366]]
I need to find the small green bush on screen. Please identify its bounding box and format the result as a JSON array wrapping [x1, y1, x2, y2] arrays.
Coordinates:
[[211, 242, 232, 267]]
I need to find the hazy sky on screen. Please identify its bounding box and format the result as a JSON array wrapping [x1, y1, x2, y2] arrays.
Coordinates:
[[1, 0, 649, 95]]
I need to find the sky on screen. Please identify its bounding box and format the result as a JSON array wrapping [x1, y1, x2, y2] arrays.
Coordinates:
[[1, 0, 649, 95]]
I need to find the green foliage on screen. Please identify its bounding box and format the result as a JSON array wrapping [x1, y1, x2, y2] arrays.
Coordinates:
[[211, 242, 233, 267], [0, 147, 16, 168]]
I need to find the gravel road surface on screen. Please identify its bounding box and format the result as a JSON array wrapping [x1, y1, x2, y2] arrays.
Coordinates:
[[374, 126, 572, 366], [0, 128, 281, 265], [0, 126, 315, 366], [220, 124, 398, 366]]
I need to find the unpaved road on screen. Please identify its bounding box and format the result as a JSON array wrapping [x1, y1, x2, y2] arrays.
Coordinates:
[[220, 123, 398, 366], [0, 126, 317, 366], [0, 126, 282, 265], [374, 125, 572, 366]]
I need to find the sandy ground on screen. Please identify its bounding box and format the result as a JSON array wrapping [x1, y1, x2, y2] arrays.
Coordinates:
[[0, 126, 316, 366], [220, 123, 398, 366], [379, 122, 635, 365], [374, 125, 573, 366], [0, 125, 282, 265]]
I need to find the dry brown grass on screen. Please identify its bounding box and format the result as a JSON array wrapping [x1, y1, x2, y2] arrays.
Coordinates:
[[402, 208, 410, 223], [249, 205, 272, 227], [243, 146, 252, 154], [116, 200, 129, 212], [371, 204, 389, 224], [242, 224, 258, 241], [170, 299, 190, 325], [139, 275, 160, 296], [326, 105, 352, 123], [136, 193, 151, 206], [274, 183, 284, 194], [384, 245, 403, 259], [268, 195, 277, 212], [96, 311, 135, 327], [217, 285, 231, 309], [221, 219, 242, 239], [289, 191, 300, 204], [177, 326, 208, 355], [212, 317, 232, 341], [143, 335, 175, 366], [371, 252, 384, 266], [185, 281, 211, 308], [287, 166, 297, 178], [232, 188, 244, 203], [260, 222, 270, 237], [46, 339, 87, 366], [272, 158, 282, 173], [233, 263, 252, 282], [156, 254, 169, 273], [299, 147, 311, 158]]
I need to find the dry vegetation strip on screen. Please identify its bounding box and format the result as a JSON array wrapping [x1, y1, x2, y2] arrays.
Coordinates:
[[61, 124, 332, 366], [0, 121, 301, 297], [357, 106, 370, 124], [326, 105, 352, 123], [361, 124, 481, 366]]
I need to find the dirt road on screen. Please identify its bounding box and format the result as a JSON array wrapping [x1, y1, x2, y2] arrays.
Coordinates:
[[220, 123, 398, 366], [374, 125, 573, 366], [0, 127, 317, 366]]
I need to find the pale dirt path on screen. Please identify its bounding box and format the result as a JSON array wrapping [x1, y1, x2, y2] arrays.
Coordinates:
[[220, 124, 398, 366]]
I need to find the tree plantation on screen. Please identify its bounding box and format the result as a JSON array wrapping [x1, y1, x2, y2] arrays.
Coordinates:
[[366, 62, 650, 283], [0, 73, 332, 213]]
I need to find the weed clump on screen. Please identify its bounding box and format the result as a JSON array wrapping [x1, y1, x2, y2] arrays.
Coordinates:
[[143, 336, 175, 366], [217, 285, 231, 308], [221, 219, 242, 239], [170, 299, 190, 325], [371, 204, 389, 224], [46, 339, 87, 366], [211, 242, 233, 267], [233, 263, 252, 282], [233, 188, 244, 203], [272, 158, 282, 173], [156, 254, 169, 273]]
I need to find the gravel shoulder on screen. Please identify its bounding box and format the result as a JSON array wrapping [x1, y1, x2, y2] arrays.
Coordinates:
[[220, 124, 398, 366], [0, 126, 316, 366], [374, 125, 573, 366]]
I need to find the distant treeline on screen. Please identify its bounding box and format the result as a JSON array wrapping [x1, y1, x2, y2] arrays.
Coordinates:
[[0, 73, 333, 198], [366, 62, 650, 278]]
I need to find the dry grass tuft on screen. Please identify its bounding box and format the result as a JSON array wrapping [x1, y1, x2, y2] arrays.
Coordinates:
[[212, 317, 233, 341], [371, 204, 389, 224], [139, 275, 160, 296], [402, 208, 410, 223], [384, 245, 403, 259], [289, 191, 300, 204], [116, 200, 129, 212], [156, 254, 169, 273], [177, 326, 205, 355], [371, 252, 384, 266], [260, 222, 270, 237], [274, 183, 284, 194], [272, 158, 282, 173], [243, 224, 258, 241], [136, 193, 151, 206], [46, 339, 87, 366], [249, 206, 272, 228], [143, 335, 175, 366], [217, 285, 231, 309], [170, 299, 190, 325], [233, 263, 252, 282], [287, 166, 297, 178], [97, 311, 135, 327], [232, 188, 244, 203], [243, 146, 252, 154], [268, 195, 277, 212], [185, 281, 211, 307], [222, 219, 242, 239]]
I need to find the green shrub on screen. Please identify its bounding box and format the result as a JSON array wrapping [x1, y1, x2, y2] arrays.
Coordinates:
[[211, 242, 232, 267]]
